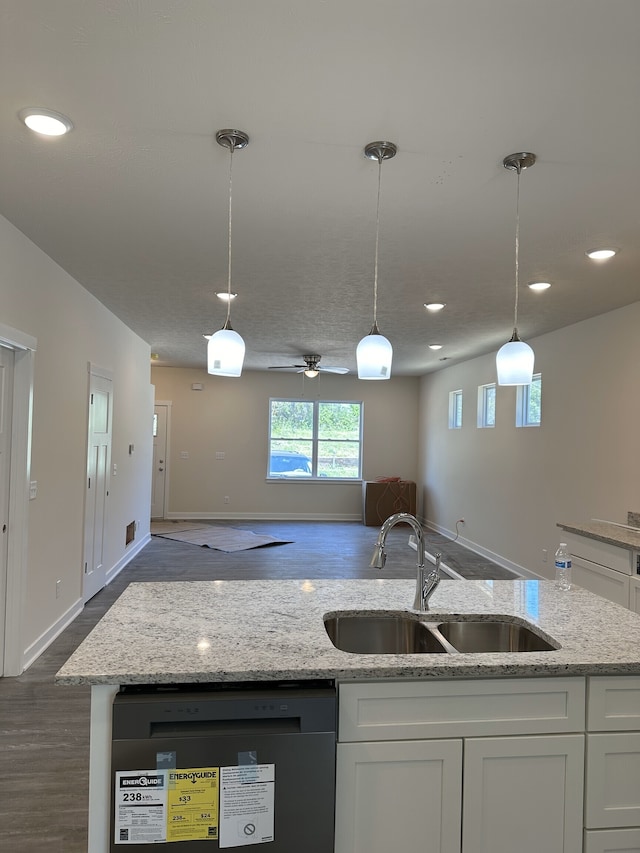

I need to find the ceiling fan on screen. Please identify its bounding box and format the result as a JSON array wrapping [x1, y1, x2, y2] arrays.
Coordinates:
[[268, 354, 349, 378]]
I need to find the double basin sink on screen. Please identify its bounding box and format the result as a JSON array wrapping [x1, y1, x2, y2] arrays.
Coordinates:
[[324, 612, 559, 655]]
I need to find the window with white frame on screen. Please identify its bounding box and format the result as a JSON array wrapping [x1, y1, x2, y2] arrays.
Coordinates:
[[448, 390, 463, 429], [516, 373, 542, 427], [268, 399, 363, 479], [477, 383, 496, 428]]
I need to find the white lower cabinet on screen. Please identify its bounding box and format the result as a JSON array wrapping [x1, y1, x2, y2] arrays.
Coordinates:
[[335, 739, 462, 853], [585, 677, 640, 849], [561, 532, 638, 612], [335, 675, 640, 853], [335, 678, 586, 853], [572, 556, 630, 608], [335, 733, 583, 853], [462, 734, 584, 853]]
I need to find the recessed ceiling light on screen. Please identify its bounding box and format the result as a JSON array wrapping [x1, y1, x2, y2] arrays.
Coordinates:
[[424, 302, 446, 312], [528, 281, 551, 291], [586, 248, 618, 260], [18, 107, 73, 136], [216, 292, 237, 302], [428, 344, 443, 350]]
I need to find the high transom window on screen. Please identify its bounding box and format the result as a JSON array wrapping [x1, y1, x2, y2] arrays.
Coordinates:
[[516, 373, 542, 427]]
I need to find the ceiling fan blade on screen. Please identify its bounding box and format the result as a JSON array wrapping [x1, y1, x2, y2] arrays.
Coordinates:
[[268, 364, 306, 370], [318, 367, 349, 374]]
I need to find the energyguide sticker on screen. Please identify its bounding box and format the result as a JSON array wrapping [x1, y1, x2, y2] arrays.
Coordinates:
[[114, 764, 276, 846], [114, 768, 219, 844]]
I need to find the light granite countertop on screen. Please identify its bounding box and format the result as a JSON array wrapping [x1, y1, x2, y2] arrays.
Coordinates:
[[55, 578, 640, 685], [557, 519, 640, 551]]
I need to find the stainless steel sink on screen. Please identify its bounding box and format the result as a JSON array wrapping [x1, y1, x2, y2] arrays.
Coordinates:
[[324, 614, 448, 654], [324, 612, 559, 654], [435, 619, 557, 653]]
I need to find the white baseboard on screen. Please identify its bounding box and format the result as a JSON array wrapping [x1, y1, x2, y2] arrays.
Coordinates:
[[105, 532, 151, 585], [21, 532, 152, 673], [407, 535, 467, 580], [22, 596, 84, 672], [164, 512, 363, 522], [421, 521, 543, 580]]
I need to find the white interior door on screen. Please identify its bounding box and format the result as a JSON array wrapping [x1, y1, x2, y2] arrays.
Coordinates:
[[0, 346, 14, 675], [83, 371, 113, 602], [151, 403, 169, 519]]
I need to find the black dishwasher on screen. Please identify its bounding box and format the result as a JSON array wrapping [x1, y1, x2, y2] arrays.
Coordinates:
[[110, 680, 336, 852]]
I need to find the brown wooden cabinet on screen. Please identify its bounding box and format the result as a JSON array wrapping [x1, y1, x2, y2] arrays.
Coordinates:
[[362, 480, 416, 526]]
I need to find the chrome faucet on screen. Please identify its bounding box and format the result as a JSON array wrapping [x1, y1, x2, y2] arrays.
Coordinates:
[[370, 512, 441, 612]]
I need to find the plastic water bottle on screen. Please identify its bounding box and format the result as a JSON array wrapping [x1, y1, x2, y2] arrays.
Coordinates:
[[555, 543, 572, 590]]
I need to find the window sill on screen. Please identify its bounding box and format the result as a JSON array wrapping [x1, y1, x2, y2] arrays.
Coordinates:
[[266, 477, 362, 484]]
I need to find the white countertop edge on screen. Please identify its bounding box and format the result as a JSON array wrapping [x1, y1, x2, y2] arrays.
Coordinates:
[[557, 520, 640, 550]]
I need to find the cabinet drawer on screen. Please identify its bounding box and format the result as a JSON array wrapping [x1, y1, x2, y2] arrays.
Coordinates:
[[563, 533, 633, 575], [573, 557, 630, 607], [588, 676, 640, 731], [584, 828, 640, 853], [585, 733, 640, 828], [338, 678, 585, 741]]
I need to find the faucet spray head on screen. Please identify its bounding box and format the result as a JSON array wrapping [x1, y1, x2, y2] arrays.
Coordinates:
[[370, 542, 386, 569]]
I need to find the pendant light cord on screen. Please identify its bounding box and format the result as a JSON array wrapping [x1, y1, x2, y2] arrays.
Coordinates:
[[513, 163, 521, 332], [372, 155, 382, 328], [225, 143, 234, 326]]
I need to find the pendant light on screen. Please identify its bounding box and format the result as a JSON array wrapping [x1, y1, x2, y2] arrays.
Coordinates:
[[206, 129, 249, 377], [496, 152, 536, 386], [356, 141, 397, 380]]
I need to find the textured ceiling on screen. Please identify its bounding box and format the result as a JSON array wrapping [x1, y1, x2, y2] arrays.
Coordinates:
[[1, 0, 639, 376]]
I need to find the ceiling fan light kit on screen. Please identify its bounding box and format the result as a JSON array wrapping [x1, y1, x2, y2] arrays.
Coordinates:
[[268, 354, 349, 378], [357, 141, 397, 380], [495, 152, 536, 386], [207, 129, 249, 378]]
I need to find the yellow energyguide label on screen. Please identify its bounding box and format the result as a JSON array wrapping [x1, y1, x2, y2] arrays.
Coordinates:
[[166, 767, 219, 842]]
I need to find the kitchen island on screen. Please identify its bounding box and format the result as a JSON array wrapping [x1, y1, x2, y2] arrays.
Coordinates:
[[57, 578, 640, 852]]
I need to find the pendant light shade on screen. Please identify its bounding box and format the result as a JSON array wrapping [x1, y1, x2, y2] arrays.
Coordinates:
[[496, 152, 536, 386], [357, 141, 396, 380], [496, 332, 535, 385], [206, 323, 246, 377], [207, 129, 249, 377], [356, 324, 393, 379]]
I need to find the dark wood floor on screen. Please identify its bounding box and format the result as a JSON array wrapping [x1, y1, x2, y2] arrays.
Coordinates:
[[0, 520, 506, 852]]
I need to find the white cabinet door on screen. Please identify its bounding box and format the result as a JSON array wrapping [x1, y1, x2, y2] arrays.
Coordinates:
[[462, 734, 585, 853], [335, 739, 462, 853], [585, 732, 640, 828]]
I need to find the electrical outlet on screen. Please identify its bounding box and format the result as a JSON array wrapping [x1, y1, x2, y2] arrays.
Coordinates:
[[56, 579, 62, 599], [224, 496, 230, 504], [542, 549, 548, 563]]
